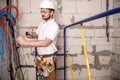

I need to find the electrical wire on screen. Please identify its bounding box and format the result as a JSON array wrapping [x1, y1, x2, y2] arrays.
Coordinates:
[[0, 5, 25, 80], [0, 11, 16, 27], [1, 5, 19, 19], [0, 27, 4, 61]]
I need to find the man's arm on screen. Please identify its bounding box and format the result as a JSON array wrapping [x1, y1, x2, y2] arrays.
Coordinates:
[[17, 36, 52, 47], [26, 32, 38, 38]]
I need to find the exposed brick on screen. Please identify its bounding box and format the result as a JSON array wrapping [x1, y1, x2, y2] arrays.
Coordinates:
[[99, 56, 111, 65], [68, 45, 82, 54], [56, 56, 64, 68], [116, 38, 120, 46], [56, 70, 64, 80], [18, 0, 31, 14], [19, 28, 33, 36], [88, 17, 106, 26], [72, 54, 94, 65], [116, 45, 120, 54], [85, 29, 95, 37], [96, 45, 115, 52], [92, 76, 112, 80], [109, 16, 114, 27], [77, 1, 101, 14], [94, 29, 106, 37], [91, 37, 113, 46], [79, 68, 90, 78], [101, 0, 106, 12], [18, 13, 42, 27], [109, 0, 114, 9], [74, 13, 90, 26], [30, 0, 41, 13], [62, 0, 77, 13], [67, 28, 83, 38], [86, 45, 94, 53], [72, 55, 86, 65], [27, 68, 36, 80], [59, 30, 63, 37], [67, 37, 82, 46], [113, 28, 120, 37], [55, 13, 74, 26], [57, 38, 64, 46], [92, 68, 111, 77]]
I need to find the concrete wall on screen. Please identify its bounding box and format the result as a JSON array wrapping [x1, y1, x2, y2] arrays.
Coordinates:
[[111, 0, 120, 80], [17, 0, 115, 80], [1, 0, 120, 80], [16, 0, 117, 80]]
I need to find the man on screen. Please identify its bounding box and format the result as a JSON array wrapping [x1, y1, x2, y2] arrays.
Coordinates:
[[17, 0, 59, 80]]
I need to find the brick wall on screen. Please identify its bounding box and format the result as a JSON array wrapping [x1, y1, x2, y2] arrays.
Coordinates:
[[14, 0, 120, 80], [111, 0, 120, 80]]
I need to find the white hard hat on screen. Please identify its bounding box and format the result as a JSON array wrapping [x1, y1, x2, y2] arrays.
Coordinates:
[[40, 0, 55, 10]]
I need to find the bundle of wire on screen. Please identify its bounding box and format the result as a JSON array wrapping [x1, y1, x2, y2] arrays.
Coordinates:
[[0, 5, 24, 80]]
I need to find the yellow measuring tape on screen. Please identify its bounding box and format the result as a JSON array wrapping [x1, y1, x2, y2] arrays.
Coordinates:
[[80, 25, 92, 80], [66, 51, 75, 80]]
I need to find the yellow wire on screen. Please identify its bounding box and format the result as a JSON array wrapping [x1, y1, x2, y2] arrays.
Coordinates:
[[66, 51, 75, 80], [79, 25, 92, 80]]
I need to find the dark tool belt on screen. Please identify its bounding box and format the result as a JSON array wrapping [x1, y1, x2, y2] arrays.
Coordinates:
[[39, 53, 54, 58]]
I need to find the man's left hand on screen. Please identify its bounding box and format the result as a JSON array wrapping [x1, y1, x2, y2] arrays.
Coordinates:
[[17, 36, 27, 45]]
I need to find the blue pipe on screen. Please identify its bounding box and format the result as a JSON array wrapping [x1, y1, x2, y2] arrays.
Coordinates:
[[0, 10, 16, 27], [66, 7, 120, 28], [63, 28, 67, 80], [63, 7, 120, 80], [35, 47, 38, 80]]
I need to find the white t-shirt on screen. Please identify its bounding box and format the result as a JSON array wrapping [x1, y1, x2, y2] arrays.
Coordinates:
[[36, 19, 59, 55]]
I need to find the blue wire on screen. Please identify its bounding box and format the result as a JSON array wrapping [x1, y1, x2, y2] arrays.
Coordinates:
[[0, 10, 16, 27], [0, 10, 16, 61], [0, 27, 4, 62], [0, 10, 16, 41]]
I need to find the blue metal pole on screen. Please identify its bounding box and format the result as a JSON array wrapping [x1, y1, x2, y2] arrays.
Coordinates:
[[34, 47, 38, 80], [66, 7, 120, 28], [63, 28, 67, 80]]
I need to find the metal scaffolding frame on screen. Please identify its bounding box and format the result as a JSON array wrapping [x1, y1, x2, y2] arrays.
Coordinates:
[[63, 7, 120, 80]]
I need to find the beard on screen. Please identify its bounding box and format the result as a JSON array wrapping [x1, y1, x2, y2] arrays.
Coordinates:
[[42, 15, 52, 21]]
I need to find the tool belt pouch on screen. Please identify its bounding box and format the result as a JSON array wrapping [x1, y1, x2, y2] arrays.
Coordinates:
[[35, 56, 56, 77]]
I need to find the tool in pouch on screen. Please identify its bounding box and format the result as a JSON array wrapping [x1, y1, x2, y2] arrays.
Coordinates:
[[35, 54, 56, 77]]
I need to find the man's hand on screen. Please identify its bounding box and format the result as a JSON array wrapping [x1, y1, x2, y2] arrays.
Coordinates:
[[17, 36, 27, 45], [26, 32, 33, 38], [25, 32, 38, 38]]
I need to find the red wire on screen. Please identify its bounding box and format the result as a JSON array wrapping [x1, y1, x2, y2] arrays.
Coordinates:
[[1, 4, 19, 19], [0, 5, 19, 51], [0, 17, 12, 50]]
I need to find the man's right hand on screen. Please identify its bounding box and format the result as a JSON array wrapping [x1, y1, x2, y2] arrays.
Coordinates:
[[26, 32, 33, 38], [25, 32, 38, 38]]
